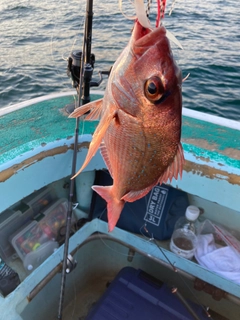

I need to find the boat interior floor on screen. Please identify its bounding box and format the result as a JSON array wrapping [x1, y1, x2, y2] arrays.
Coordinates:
[[21, 238, 235, 320]]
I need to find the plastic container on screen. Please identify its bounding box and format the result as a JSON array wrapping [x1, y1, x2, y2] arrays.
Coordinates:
[[170, 205, 200, 259], [10, 221, 46, 261], [10, 198, 68, 259], [0, 210, 22, 260], [10, 220, 59, 272], [9, 198, 68, 271], [23, 241, 59, 271], [39, 198, 68, 238], [22, 187, 56, 215], [0, 187, 55, 261]]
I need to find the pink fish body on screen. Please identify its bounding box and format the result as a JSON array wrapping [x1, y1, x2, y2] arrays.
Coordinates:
[[70, 20, 184, 232]]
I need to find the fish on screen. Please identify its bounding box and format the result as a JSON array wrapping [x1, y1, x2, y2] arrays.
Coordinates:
[[69, 19, 184, 232]]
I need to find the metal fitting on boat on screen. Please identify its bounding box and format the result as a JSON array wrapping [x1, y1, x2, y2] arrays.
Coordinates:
[[65, 254, 77, 274], [127, 248, 135, 262]]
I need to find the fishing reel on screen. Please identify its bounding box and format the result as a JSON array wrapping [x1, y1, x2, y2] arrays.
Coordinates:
[[67, 50, 112, 91], [66, 50, 111, 113], [67, 50, 95, 90]]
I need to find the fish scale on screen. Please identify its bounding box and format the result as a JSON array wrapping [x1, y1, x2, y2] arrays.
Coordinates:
[[105, 112, 146, 194], [70, 20, 184, 231]]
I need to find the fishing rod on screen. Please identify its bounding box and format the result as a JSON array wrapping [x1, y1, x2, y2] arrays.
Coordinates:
[[57, 0, 94, 319]]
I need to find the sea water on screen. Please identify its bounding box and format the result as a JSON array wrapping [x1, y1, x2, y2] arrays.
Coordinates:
[[0, 0, 239, 121]]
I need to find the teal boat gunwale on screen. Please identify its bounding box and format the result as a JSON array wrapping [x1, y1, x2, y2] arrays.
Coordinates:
[[1, 90, 239, 169]]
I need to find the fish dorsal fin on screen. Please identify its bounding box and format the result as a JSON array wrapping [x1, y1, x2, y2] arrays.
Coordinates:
[[158, 143, 184, 185], [100, 141, 113, 177], [69, 98, 103, 119], [121, 184, 155, 203], [71, 110, 116, 179]]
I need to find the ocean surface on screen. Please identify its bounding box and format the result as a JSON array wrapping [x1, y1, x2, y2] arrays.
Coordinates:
[[0, 0, 239, 121]]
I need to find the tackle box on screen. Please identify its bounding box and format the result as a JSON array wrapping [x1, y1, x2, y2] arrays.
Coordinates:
[[86, 267, 209, 320], [0, 187, 56, 261], [9, 198, 68, 271]]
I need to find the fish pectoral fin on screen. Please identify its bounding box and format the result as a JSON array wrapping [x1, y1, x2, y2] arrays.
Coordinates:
[[85, 99, 103, 120], [121, 184, 155, 203], [158, 143, 185, 185], [71, 110, 116, 179], [69, 98, 103, 119], [92, 185, 125, 232]]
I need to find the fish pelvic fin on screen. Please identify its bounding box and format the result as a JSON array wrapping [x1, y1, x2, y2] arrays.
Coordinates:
[[121, 184, 155, 203], [92, 185, 125, 232], [158, 142, 185, 185], [71, 110, 116, 180], [69, 98, 103, 120]]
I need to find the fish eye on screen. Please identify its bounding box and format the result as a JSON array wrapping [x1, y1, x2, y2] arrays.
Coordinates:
[[144, 77, 164, 102]]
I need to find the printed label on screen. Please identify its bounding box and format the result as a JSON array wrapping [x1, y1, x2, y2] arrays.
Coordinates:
[[144, 186, 168, 226]]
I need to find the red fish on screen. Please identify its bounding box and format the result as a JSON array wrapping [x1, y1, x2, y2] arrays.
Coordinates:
[[70, 20, 184, 232]]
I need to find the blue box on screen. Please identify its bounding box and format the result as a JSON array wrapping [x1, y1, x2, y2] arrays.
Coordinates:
[[86, 267, 209, 320]]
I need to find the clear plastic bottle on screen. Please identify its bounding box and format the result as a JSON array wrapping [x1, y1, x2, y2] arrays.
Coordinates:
[[170, 205, 200, 260]]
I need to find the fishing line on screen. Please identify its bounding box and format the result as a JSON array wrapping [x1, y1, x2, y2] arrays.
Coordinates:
[[169, 0, 177, 16], [50, 0, 91, 136], [58, 1, 89, 317], [91, 186, 144, 258], [119, 0, 136, 20], [119, 0, 168, 30], [93, 194, 163, 258], [93, 200, 212, 318], [142, 224, 213, 319], [61, 38, 78, 62], [140, 223, 177, 270], [70, 275, 77, 320], [95, 207, 133, 257], [91, 175, 212, 319], [146, 0, 152, 17], [49, 0, 85, 99], [119, 0, 154, 23]]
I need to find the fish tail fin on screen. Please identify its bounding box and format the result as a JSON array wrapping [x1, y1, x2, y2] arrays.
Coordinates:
[[92, 185, 125, 232]]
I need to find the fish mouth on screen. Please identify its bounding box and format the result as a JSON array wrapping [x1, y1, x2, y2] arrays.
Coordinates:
[[133, 22, 166, 48]]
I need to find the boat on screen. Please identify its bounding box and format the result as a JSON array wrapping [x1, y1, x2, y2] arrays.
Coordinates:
[[1, 1, 240, 320]]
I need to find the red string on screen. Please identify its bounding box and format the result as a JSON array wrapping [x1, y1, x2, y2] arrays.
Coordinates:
[[156, 0, 167, 27], [156, 0, 161, 27]]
